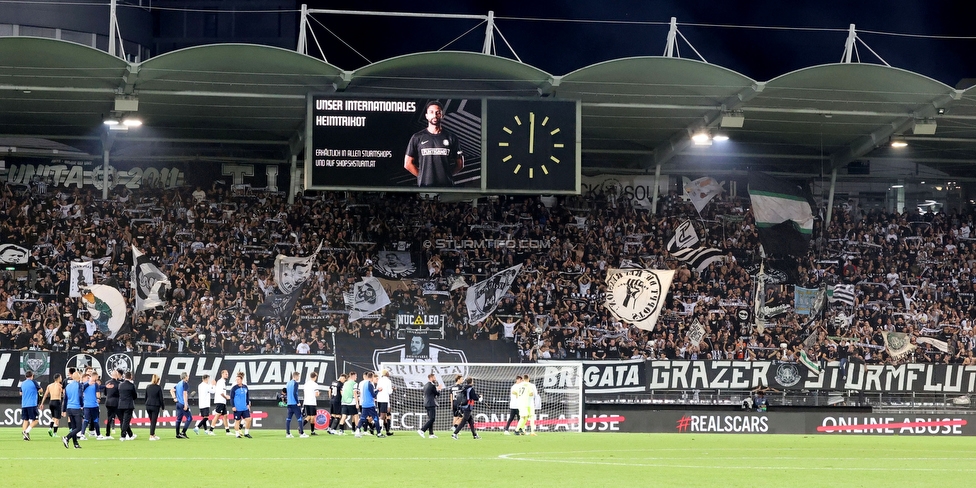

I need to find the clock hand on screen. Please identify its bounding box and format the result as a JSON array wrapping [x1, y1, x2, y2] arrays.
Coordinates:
[[529, 112, 535, 154]]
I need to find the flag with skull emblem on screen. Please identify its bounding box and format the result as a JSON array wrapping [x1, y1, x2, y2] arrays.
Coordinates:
[[256, 286, 303, 321], [465, 264, 522, 324], [349, 277, 391, 322], [604, 268, 675, 331], [274, 241, 322, 294], [132, 247, 171, 311]]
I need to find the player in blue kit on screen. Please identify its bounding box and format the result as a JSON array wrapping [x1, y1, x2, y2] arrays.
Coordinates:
[[285, 371, 305, 438], [82, 373, 102, 440], [354, 371, 385, 438], [63, 371, 84, 449], [230, 372, 252, 438], [20, 370, 42, 441], [171, 372, 193, 439]]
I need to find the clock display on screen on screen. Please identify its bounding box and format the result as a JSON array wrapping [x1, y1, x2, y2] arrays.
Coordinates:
[[485, 99, 578, 193]]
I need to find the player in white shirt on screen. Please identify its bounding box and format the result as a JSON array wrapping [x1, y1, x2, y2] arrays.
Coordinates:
[[209, 370, 233, 435], [504, 376, 522, 434], [302, 371, 321, 436], [375, 369, 394, 436], [515, 375, 538, 436], [194, 374, 215, 435]]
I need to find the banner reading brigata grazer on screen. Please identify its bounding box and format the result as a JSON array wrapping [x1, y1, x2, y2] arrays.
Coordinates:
[[306, 96, 482, 192]]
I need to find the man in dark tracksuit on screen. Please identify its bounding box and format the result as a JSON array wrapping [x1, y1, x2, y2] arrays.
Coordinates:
[[451, 377, 481, 440], [118, 372, 137, 440], [103, 369, 121, 439], [418, 374, 441, 438]]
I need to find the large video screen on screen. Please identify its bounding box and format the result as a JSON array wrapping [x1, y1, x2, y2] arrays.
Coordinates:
[[306, 96, 482, 192], [305, 96, 579, 194]]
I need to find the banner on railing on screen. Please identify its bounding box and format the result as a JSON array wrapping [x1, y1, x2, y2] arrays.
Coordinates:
[[646, 360, 976, 394], [6, 352, 976, 397], [0, 352, 333, 400], [583, 405, 976, 436]]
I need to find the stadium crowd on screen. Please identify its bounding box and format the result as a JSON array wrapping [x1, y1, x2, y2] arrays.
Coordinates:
[[0, 178, 975, 367]]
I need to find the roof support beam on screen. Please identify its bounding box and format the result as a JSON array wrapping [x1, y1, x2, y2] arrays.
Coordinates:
[[119, 64, 140, 95], [829, 92, 958, 170], [643, 82, 765, 169]]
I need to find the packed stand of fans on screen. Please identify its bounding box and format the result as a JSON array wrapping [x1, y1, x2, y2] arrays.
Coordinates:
[[0, 180, 974, 367]]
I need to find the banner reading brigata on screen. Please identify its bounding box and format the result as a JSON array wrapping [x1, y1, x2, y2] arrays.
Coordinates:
[[306, 96, 482, 192], [334, 336, 518, 382]]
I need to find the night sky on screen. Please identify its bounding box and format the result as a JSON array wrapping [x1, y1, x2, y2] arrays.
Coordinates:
[[303, 1, 975, 86]]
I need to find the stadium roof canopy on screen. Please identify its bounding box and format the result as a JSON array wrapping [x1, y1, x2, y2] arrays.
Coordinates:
[[3, 36, 976, 181]]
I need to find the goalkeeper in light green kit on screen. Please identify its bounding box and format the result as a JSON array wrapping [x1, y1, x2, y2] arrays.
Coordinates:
[[515, 375, 539, 436]]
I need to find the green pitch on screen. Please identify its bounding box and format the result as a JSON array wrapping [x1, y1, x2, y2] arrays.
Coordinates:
[[2, 428, 974, 487]]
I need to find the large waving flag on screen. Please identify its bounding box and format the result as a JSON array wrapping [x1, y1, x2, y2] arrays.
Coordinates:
[[882, 331, 916, 360], [682, 176, 724, 213], [667, 220, 700, 250], [465, 264, 522, 324], [604, 268, 674, 331], [828, 284, 856, 307], [667, 220, 724, 272], [81, 285, 126, 339], [132, 247, 170, 312], [748, 172, 815, 256], [348, 277, 391, 322], [372, 250, 419, 279], [256, 286, 303, 321], [274, 241, 322, 294]]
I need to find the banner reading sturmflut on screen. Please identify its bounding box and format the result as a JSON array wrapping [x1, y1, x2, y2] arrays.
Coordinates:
[[604, 269, 674, 331]]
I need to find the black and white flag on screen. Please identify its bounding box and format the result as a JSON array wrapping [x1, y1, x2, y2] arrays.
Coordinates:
[[69, 261, 94, 298], [828, 284, 855, 307], [349, 277, 391, 322], [882, 331, 916, 360], [667, 220, 700, 250], [447, 275, 468, 291], [372, 250, 418, 279], [687, 319, 707, 345], [670, 247, 725, 273], [465, 264, 522, 324], [132, 247, 170, 311], [667, 220, 724, 272], [0, 242, 31, 270], [604, 268, 674, 331], [256, 287, 303, 321], [274, 241, 322, 294]]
